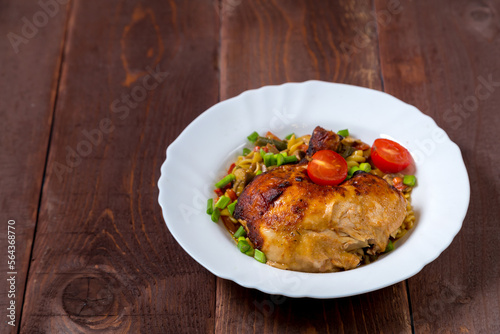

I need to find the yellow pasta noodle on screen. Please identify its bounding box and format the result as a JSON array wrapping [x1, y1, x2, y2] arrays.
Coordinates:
[[289, 140, 304, 154], [286, 134, 297, 150], [345, 150, 366, 167]]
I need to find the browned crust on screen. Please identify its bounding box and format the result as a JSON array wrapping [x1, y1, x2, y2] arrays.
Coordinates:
[[235, 165, 353, 248], [306, 126, 342, 156]]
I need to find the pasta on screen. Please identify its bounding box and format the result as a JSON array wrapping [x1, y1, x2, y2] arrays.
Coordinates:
[[345, 150, 366, 168]]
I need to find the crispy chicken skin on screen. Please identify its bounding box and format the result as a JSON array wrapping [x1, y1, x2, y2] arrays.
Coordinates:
[[306, 126, 342, 156], [234, 166, 406, 272]]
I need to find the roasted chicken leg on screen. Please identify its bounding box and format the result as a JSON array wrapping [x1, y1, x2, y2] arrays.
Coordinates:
[[234, 163, 406, 273]]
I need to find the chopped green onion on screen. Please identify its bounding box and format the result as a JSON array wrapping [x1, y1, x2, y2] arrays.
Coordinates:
[[215, 174, 235, 189], [348, 166, 360, 176], [259, 148, 266, 159], [237, 236, 254, 255], [227, 200, 237, 215], [233, 225, 246, 238], [285, 133, 295, 140], [215, 195, 231, 209], [403, 175, 416, 187], [254, 249, 267, 263], [337, 129, 349, 137], [211, 208, 220, 223], [255, 170, 262, 176], [206, 198, 214, 215], [359, 162, 371, 172], [263, 153, 271, 166], [284, 155, 298, 164], [237, 239, 251, 253], [276, 153, 285, 166], [242, 148, 251, 156], [247, 131, 259, 143], [385, 240, 394, 252], [264, 153, 276, 167]]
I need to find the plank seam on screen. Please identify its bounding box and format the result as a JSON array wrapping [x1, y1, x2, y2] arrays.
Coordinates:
[[405, 280, 415, 334], [16, 1, 74, 332]]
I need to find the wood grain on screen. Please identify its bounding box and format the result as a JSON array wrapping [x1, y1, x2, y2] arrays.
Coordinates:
[[376, 0, 500, 333], [217, 0, 412, 333], [0, 1, 69, 332], [19, 0, 219, 332], [4, 0, 497, 332], [220, 0, 383, 98]]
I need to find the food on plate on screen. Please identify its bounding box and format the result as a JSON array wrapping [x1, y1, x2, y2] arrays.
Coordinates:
[[206, 126, 417, 272]]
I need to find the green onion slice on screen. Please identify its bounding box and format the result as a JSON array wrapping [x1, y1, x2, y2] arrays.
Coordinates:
[[244, 247, 254, 256], [359, 162, 371, 172], [260, 148, 266, 159], [403, 175, 416, 187], [285, 133, 295, 140], [237, 240, 251, 253], [337, 129, 349, 137], [247, 131, 259, 143], [233, 225, 246, 238], [211, 208, 220, 223], [264, 153, 275, 167], [254, 249, 267, 263], [348, 166, 360, 176], [206, 198, 214, 215], [227, 200, 237, 215], [215, 174, 235, 189], [276, 153, 285, 166], [215, 195, 231, 209], [242, 148, 251, 156], [284, 155, 298, 164]]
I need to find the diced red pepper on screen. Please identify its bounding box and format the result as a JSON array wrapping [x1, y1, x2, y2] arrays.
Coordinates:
[[266, 131, 281, 141], [392, 177, 406, 191], [225, 189, 238, 201], [227, 163, 236, 174], [214, 188, 224, 197]]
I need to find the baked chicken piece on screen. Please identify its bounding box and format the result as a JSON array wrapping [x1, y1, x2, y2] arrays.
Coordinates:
[[233, 126, 406, 273]]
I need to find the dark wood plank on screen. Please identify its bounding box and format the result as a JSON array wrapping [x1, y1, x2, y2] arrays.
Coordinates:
[[20, 0, 219, 332], [376, 0, 500, 333], [0, 1, 69, 332], [220, 0, 383, 98], [217, 0, 412, 333]]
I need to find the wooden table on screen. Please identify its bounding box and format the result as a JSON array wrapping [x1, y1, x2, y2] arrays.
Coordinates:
[[1, 0, 499, 333]]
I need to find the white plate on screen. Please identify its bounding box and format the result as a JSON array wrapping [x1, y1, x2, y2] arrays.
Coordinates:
[[158, 81, 470, 298]]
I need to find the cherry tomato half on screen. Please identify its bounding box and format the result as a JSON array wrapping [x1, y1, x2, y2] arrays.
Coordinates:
[[371, 139, 412, 173], [307, 150, 348, 186]]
